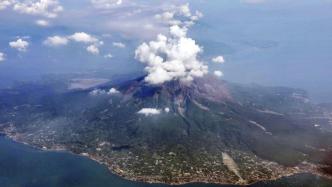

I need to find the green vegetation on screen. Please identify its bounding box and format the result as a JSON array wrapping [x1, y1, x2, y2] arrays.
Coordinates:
[[0, 76, 331, 185]]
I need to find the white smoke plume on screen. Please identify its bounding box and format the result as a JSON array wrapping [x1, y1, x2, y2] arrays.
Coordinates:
[[135, 3, 209, 85]]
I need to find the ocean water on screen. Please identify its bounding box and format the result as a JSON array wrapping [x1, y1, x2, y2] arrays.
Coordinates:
[[0, 136, 331, 187]]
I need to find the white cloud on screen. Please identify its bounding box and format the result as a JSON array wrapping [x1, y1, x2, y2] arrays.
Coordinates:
[[178, 3, 191, 17], [89, 88, 120, 96], [155, 3, 203, 28], [107, 88, 120, 95], [104, 53, 113, 58], [13, 0, 63, 18], [89, 89, 106, 96], [69, 32, 98, 43], [137, 108, 161, 116], [91, 0, 122, 9], [44, 32, 100, 46], [0, 52, 5, 61], [86, 45, 99, 55], [135, 25, 208, 85], [212, 56, 225, 64], [9, 38, 29, 52], [44, 32, 103, 55], [155, 11, 174, 21], [155, 11, 178, 25], [136, 3, 208, 85], [170, 25, 187, 38], [0, 0, 14, 10], [112, 42, 125, 48], [35, 19, 49, 27], [214, 70, 223, 77], [44, 35, 68, 46]]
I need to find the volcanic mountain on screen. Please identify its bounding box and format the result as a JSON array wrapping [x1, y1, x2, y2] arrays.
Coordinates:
[[0, 75, 332, 185]]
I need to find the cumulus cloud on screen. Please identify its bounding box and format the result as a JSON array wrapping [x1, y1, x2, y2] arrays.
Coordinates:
[[214, 70, 223, 77], [44, 35, 68, 46], [112, 42, 125, 48], [9, 38, 29, 51], [135, 24, 208, 85], [107, 88, 120, 94], [35, 19, 49, 27], [13, 0, 63, 18], [0, 52, 5, 61], [212, 56, 225, 64], [212, 56, 225, 77], [44, 32, 99, 46], [91, 0, 122, 9], [135, 3, 210, 85], [86, 44, 99, 55], [137, 108, 161, 116], [44, 32, 104, 55], [69, 32, 98, 43]]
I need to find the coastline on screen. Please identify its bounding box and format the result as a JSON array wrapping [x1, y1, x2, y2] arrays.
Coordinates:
[[2, 134, 332, 186]]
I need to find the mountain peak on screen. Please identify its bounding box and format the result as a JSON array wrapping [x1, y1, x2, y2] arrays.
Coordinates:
[[117, 75, 232, 103]]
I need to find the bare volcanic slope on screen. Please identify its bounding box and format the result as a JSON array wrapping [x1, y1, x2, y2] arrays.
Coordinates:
[[0, 75, 332, 185]]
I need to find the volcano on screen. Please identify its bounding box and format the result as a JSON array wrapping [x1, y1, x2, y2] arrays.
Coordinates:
[[0, 75, 332, 185]]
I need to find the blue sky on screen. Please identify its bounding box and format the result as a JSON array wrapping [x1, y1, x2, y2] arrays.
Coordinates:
[[0, 0, 331, 102]]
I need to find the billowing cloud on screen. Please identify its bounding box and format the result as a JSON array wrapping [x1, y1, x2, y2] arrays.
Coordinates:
[[137, 108, 161, 116], [13, 0, 63, 18], [0, 52, 5, 61], [214, 70, 223, 77], [35, 19, 49, 27], [91, 0, 122, 9], [69, 32, 98, 43], [44, 35, 68, 46], [86, 44, 99, 55], [9, 38, 29, 51], [135, 24, 208, 85], [135, 3, 209, 85], [212, 56, 225, 64], [112, 42, 125, 48]]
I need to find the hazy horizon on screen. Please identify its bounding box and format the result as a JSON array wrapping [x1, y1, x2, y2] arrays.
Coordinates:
[[0, 0, 331, 102]]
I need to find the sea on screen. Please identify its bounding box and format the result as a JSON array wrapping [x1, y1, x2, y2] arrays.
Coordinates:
[[0, 136, 331, 187]]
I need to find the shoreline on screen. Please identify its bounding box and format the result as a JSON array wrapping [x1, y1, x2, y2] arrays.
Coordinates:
[[2, 134, 332, 186]]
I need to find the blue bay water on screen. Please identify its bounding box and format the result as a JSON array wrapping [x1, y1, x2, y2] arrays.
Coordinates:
[[0, 136, 332, 187]]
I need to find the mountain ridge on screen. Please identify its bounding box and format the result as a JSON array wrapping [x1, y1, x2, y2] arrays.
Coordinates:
[[0, 75, 332, 185]]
